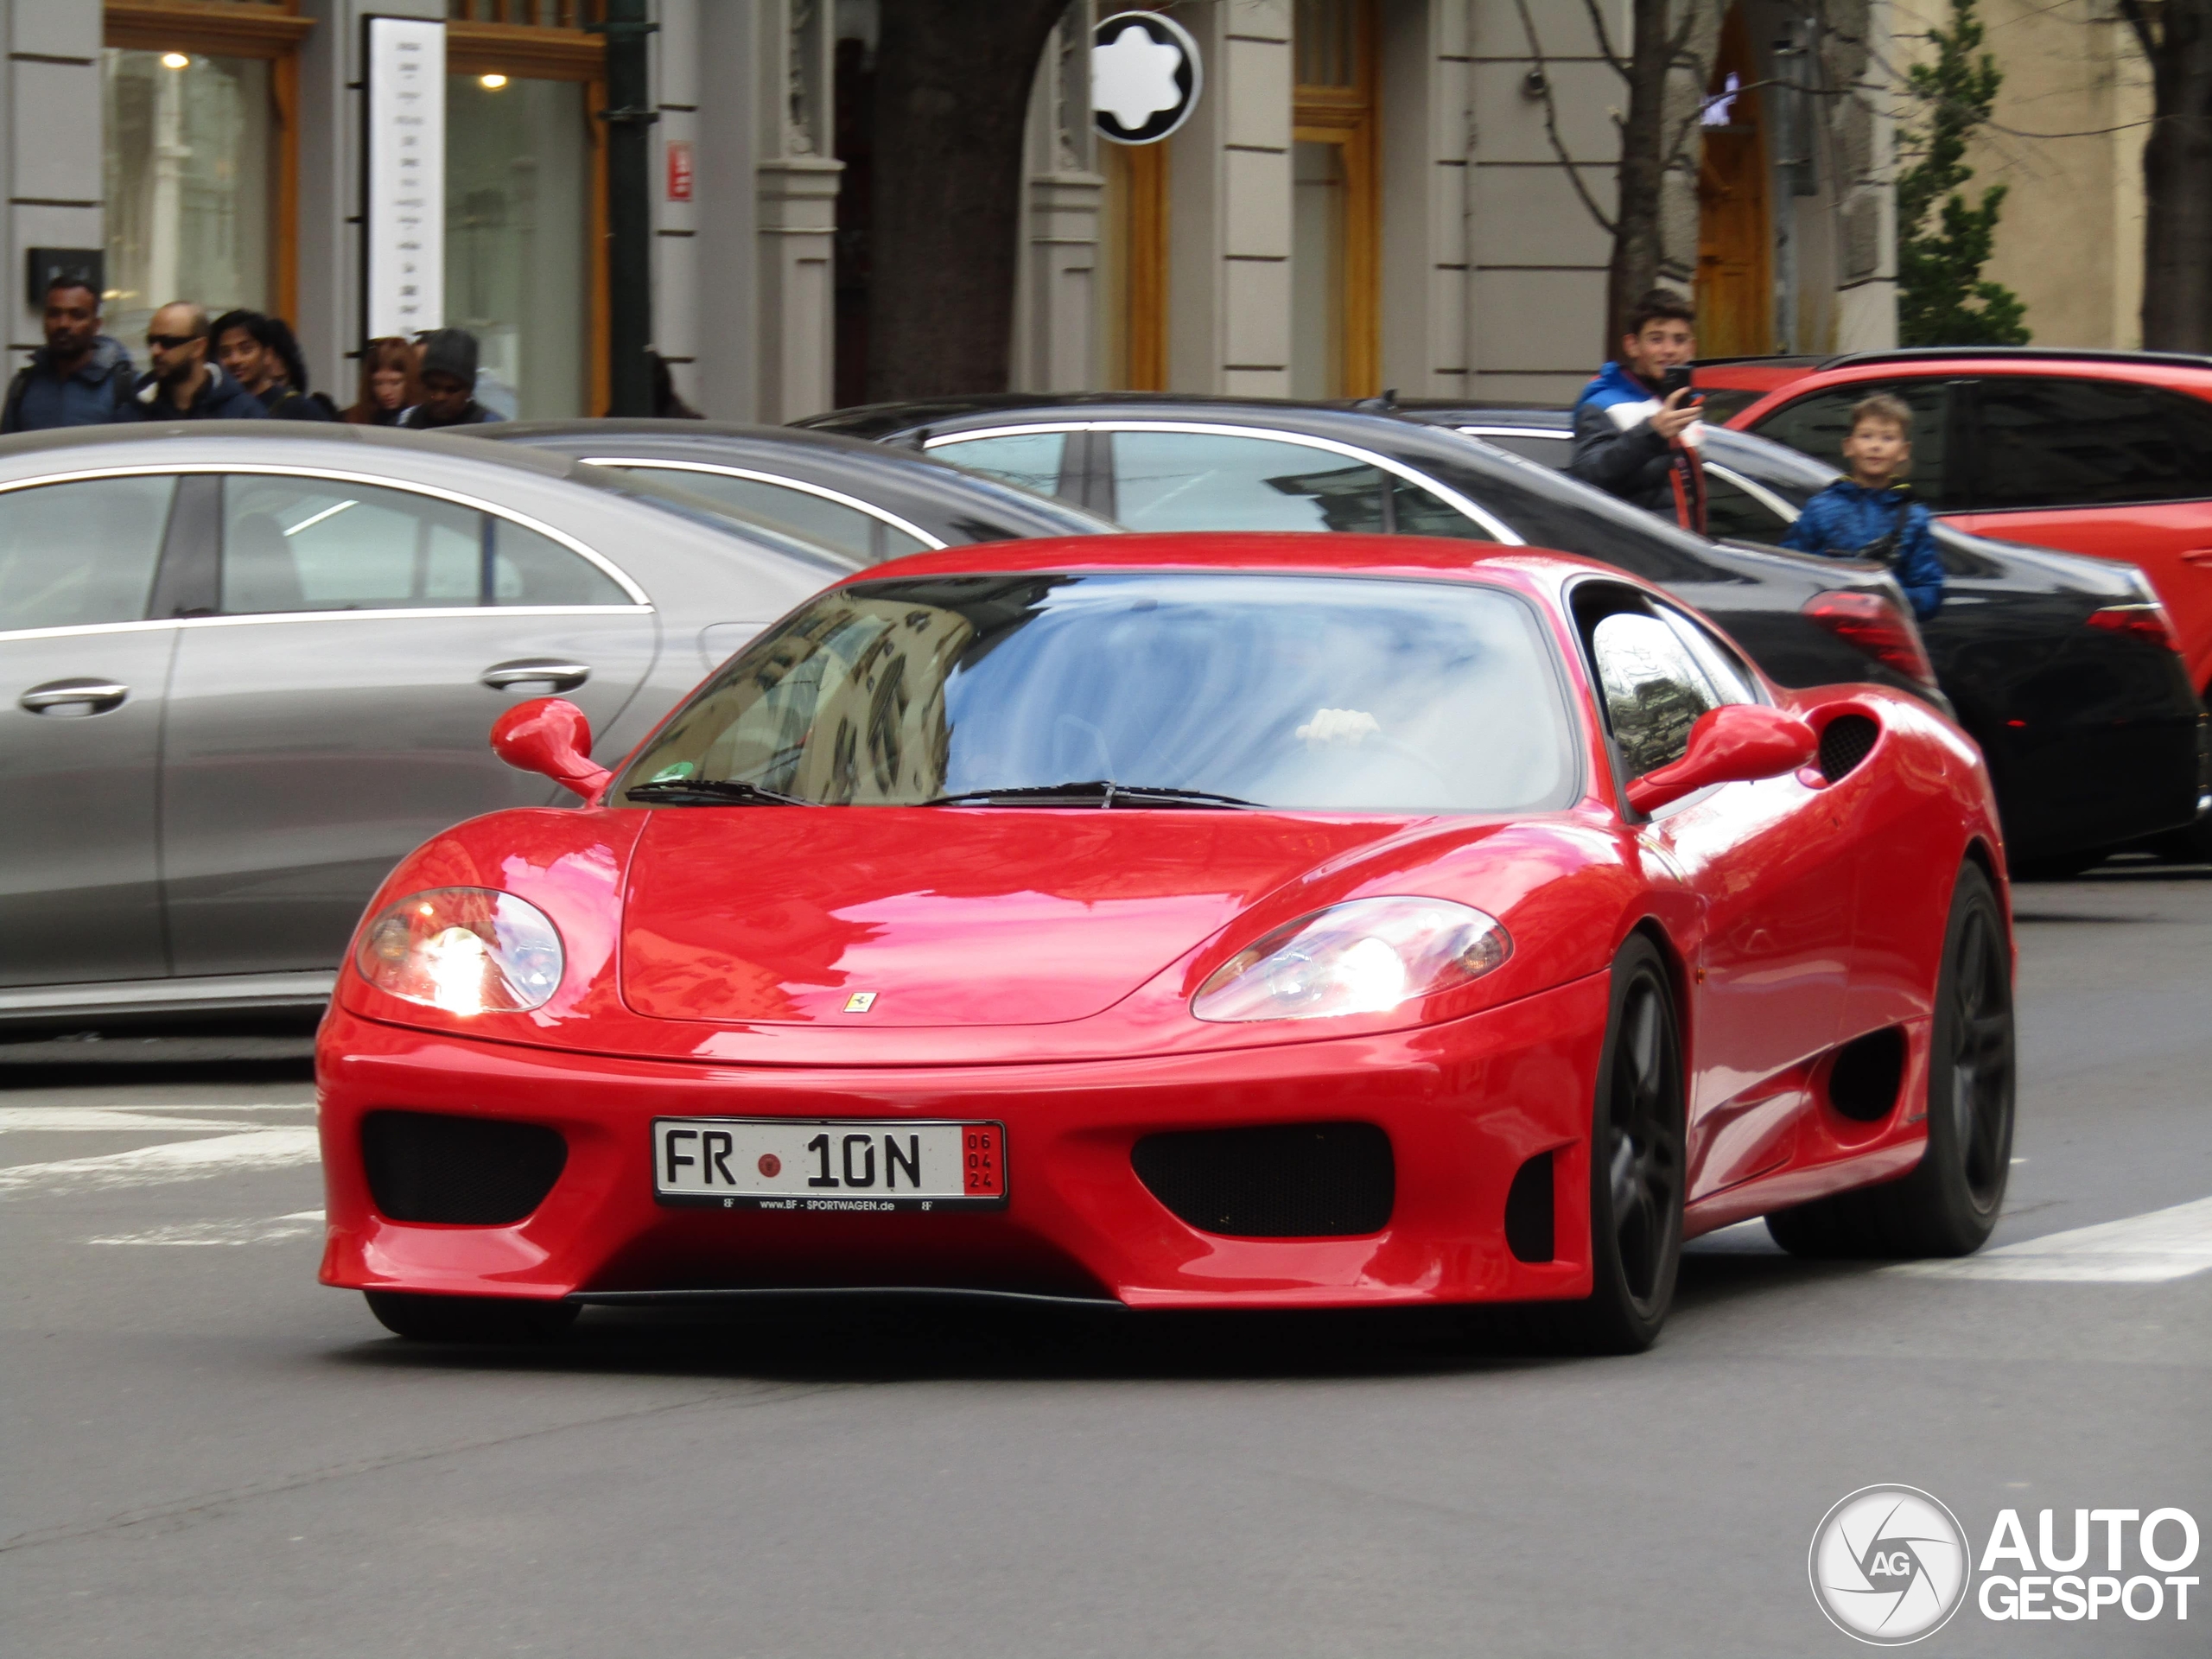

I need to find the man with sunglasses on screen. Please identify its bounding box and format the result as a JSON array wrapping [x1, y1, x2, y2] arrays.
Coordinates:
[[123, 302, 267, 422]]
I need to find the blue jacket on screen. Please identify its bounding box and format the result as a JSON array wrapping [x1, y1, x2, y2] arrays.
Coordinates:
[[1782, 479, 1945, 620], [1, 335, 136, 432], [1568, 359, 1679, 512]]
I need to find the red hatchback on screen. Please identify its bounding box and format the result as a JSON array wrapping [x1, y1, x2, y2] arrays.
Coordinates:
[[1718, 348, 2212, 699]]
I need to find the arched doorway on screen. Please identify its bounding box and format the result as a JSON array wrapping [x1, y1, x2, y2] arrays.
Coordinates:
[[1695, 5, 1772, 356]]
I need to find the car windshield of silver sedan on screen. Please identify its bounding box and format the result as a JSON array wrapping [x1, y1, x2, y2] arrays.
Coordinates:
[[619, 572, 1578, 814]]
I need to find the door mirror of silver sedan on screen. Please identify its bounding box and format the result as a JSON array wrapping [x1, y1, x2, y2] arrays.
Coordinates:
[[1624, 704, 1820, 817], [490, 697, 613, 801]]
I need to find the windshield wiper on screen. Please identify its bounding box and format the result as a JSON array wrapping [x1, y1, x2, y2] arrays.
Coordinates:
[[923, 780, 1260, 810], [625, 778, 809, 806]]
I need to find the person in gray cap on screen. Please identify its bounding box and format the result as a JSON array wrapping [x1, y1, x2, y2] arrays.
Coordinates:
[[400, 327, 503, 428]]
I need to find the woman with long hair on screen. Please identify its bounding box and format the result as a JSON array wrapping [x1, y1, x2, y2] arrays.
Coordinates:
[[346, 336, 420, 426]]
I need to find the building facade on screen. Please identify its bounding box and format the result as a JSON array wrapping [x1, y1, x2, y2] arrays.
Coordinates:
[[0, 0, 1897, 424]]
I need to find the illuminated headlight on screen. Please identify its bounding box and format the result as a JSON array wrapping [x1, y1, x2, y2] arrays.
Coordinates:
[[355, 888, 563, 1015], [1191, 897, 1511, 1023]]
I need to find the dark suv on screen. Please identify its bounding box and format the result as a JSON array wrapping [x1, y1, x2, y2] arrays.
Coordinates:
[[1716, 348, 2212, 705]]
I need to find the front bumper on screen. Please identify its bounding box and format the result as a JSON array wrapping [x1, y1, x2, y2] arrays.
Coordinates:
[[317, 972, 1609, 1311]]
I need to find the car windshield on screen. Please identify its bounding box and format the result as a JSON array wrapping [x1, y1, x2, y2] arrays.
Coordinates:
[[618, 572, 1579, 813]]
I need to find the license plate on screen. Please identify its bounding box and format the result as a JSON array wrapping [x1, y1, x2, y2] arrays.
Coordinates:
[[652, 1117, 1007, 1212]]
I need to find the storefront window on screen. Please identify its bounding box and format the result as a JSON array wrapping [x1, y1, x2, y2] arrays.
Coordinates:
[[103, 50, 274, 344], [445, 73, 589, 418]]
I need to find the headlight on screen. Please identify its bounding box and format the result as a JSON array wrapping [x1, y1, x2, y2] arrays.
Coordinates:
[[1191, 897, 1511, 1023], [355, 888, 563, 1015]]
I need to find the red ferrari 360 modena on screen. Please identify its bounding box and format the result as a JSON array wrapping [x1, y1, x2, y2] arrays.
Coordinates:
[[318, 532, 2016, 1353]]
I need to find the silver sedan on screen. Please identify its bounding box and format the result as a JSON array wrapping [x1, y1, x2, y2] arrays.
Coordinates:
[[0, 421, 854, 1024]]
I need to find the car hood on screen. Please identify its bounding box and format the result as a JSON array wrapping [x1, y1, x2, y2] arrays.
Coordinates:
[[618, 809, 1414, 1027]]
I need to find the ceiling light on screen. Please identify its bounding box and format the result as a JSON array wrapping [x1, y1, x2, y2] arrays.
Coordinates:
[[480, 73, 508, 89], [160, 52, 190, 70]]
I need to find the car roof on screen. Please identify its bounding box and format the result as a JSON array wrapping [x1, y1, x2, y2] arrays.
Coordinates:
[[836, 530, 1626, 594], [0, 416, 585, 481], [482, 417, 912, 464], [796, 391, 1378, 440]]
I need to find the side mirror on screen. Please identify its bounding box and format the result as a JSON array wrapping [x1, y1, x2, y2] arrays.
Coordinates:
[[490, 697, 613, 801], [1624, 704, 1818, 816]]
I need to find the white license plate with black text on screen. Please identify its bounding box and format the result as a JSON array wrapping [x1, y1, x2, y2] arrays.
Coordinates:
[[652, 1117, 1007, 1212]]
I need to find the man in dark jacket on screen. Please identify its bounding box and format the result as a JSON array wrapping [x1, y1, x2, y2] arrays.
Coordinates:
[[1568, 289, 1704, 523], [1, 276, 136, 432], [123, 302, 266, 421], [400, 329, 504, 429]]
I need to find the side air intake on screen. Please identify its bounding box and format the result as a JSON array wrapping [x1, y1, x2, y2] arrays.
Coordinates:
[[361, 1110, 568, 1224], [1131, 1122, 1393, 1237], [1819, 714, 1879, 783]]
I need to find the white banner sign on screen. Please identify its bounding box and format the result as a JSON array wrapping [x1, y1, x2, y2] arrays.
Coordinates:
[[365, 16, 444, 339]]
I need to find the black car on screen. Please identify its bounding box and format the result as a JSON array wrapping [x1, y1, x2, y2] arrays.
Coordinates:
[[1399, 404, 2206, 873], [478, 419, 1116, 562], [798, 393, 1949, 709]]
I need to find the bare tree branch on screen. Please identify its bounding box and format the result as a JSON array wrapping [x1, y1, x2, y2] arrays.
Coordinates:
[[1516, 0, 1618, 234], [1581, 0, 1629, 79]]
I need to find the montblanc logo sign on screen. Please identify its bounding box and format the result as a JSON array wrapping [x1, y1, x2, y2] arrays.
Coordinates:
[[1092, 11, 1201, 146], [1810, 1485, 2200, 1643]]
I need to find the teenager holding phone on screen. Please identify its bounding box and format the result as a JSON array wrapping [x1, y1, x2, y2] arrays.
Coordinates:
[[1568, 289, 1707, 533]]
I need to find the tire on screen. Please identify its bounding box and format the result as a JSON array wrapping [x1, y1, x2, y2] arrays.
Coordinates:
[[1766, 861, 2014, 1258], [1553, 935, 1686, 1353], [364, 1290, 580, 1344]]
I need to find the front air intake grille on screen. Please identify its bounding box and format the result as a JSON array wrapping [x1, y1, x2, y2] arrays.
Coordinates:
[[361, 1110, 567, 1224], [1130, 1122, 1393, 1237], [1819, 714, 1879, 783]]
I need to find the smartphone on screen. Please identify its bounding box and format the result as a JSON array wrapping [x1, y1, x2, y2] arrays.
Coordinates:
[[1660, 364, 1696, 400]]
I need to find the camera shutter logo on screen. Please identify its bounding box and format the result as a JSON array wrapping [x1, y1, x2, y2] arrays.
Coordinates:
[[1809, 1485, 1971, 1644]]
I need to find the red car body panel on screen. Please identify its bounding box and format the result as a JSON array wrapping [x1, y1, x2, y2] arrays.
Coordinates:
[[1725, 357, 2212, 692], [317, 535, 2005, 1311]]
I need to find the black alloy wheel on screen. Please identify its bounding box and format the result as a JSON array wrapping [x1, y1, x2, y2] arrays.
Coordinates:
[[365, 1289, 580, 1344], [1561, 935, 1686, 1352], [1767, 861, 2015, 1257]]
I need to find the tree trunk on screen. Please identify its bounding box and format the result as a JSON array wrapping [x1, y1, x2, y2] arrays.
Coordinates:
[[2139, 0, 2212, 352], [1607, 0, 1675, 346], [867, 0, 1071, 402]]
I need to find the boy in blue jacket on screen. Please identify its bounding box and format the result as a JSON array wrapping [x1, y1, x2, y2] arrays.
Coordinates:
[[1781, 392, 1945, 619]]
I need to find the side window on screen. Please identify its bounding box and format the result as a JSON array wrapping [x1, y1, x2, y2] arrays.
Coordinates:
[[1587, 609, 1724, 779], [1700, 466, 1795, 543], [0, 474, 175, 630], [1656, 605, 1760, 704], [1389, 476, 1499, 541], [1970, 377, 2212, 509], [490, 520, 630, 607], [1752, 381, 1952, 506], [219, 477, 629, 614], [221, 477, 480, 614], [1109, 431, 1386, 531], [928, 433, 1068, 499], [617, 467, 889, 562]]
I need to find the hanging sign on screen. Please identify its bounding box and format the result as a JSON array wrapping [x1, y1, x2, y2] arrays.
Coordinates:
[[364, 16, 445, 339], [1092, 12, 1202, 145]]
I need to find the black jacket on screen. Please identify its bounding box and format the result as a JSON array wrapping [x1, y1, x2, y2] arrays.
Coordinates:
[[1567, 361, 1681, 512], [400, 400, 504, 429], [123, 363, 268, 421]]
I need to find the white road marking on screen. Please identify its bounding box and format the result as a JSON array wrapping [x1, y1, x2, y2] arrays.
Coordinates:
[[0, 1109, 310, 1135], [0, 1128, 321, 1197], [88, 1210, 324, 1247], [1892, 1194, 2212, 1283]]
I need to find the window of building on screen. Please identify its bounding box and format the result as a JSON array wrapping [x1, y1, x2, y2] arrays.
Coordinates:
[[101, 3, 311, 346], [1291, 0, 1377, 398], [446, 2, 607, 418]]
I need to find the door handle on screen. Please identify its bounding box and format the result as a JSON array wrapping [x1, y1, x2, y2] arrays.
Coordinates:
[[480, 659, 592, 692], [19, 678, 129, 715], [2180, 549, 2212, 569]]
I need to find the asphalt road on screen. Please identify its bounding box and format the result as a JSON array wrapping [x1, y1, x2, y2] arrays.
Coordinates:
[[3, 865, 2208, 1657]]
